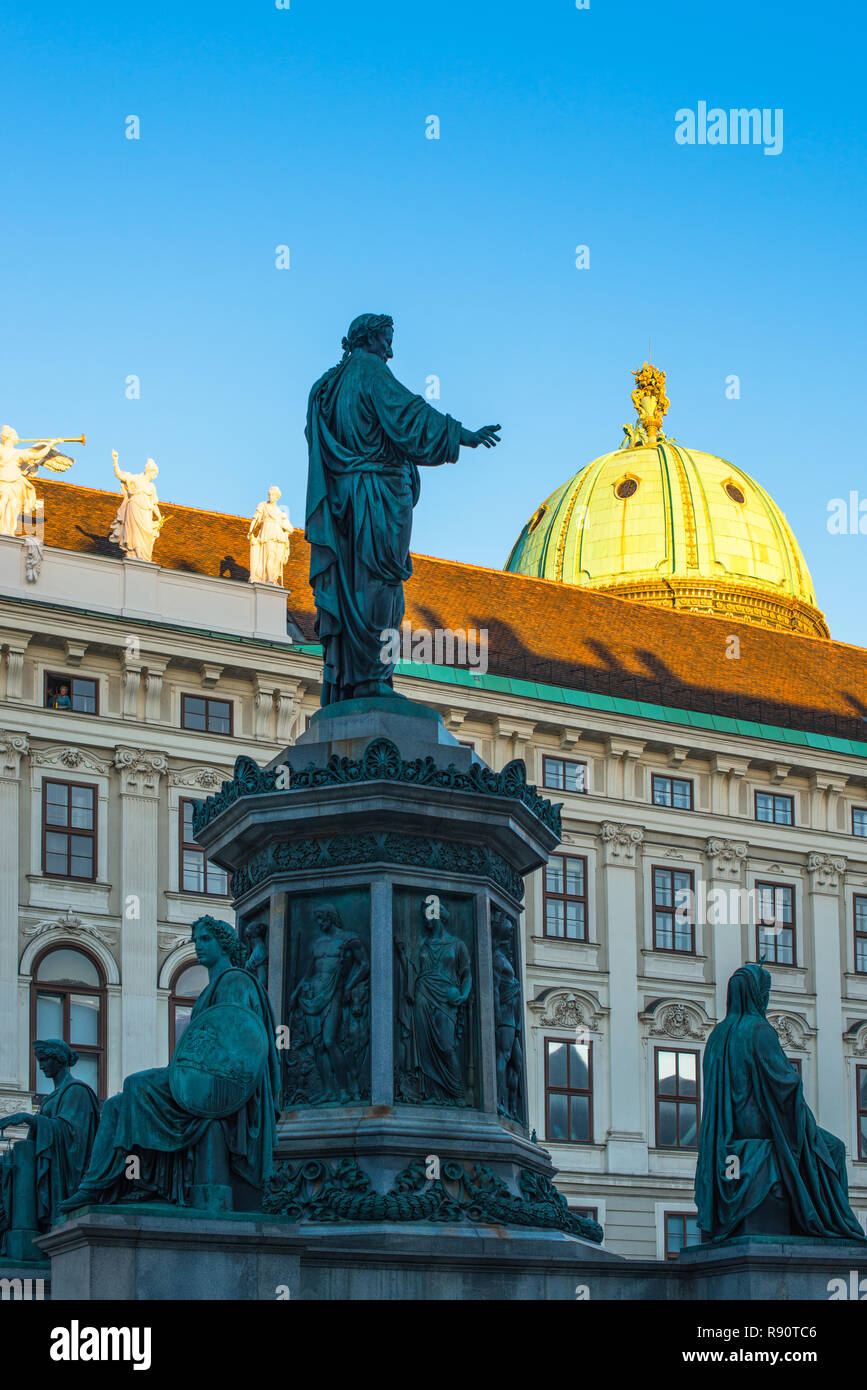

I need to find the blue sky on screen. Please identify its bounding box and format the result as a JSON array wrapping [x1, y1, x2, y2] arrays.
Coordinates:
[[3, 0, 865, 642]]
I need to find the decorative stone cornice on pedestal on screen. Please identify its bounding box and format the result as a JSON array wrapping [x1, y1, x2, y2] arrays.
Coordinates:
[[598, 821, 644, 862], [529, 988, 604, 1032], [442, 707, 467, 733], [0, 729, 29, 779], [495, 716, 536, 748], [770, 764, 791, 785], [806, 852, 846, 892], [114, 745, 168, 797], [31, 744, 109, 776], [704, 837, 748, 878], [642, 998, 711, 1041], [168, 765, 229, 791], [668, 746, 690, 768]]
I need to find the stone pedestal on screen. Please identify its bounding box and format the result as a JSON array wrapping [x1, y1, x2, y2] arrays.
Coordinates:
[[677, 1236, 867, 1300], [193, 693, 601, 1244]]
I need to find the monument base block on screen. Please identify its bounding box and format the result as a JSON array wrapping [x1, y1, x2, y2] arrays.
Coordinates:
[[38, 1209, 867, 1300]]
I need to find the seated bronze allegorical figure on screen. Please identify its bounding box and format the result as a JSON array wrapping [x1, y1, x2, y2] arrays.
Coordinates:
[[0, 1039, 100, 1260], [696, 961, 866, 1243], [60, 916, 280, 1213]]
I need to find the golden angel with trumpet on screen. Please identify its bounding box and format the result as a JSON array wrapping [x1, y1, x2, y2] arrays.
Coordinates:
[[0, 427, 84, 537]]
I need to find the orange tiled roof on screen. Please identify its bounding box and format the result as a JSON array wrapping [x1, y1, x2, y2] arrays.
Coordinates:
[[30, 479, 867, 743]]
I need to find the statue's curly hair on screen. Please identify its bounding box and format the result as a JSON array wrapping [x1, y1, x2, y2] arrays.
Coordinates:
[[341, 313, 393, 357], [33, 1038, 78, 1067], [190, 915, 245, 966]]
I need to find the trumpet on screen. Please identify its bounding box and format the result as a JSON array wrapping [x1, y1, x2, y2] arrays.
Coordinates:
[[16, 435, 86, 447]]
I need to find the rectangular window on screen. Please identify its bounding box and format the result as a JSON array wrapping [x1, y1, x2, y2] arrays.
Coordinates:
[[545, 1038, 592, 1143], [179, 799, 229, 896], [853, 809, 867, 838], [180, 694, 233, 735], [854, 897, 867, 974], [542, 756, 587, 794], [755, 881, 795, 966], [44, 673, 98, 715], [571, 1205, 598, 1223], [652, 774, 694, 810], [787, 1057, 803, 1077], [543, 854, 587, 941], [664, 1211, 702, 1259], [755, 791, 794, 826], [655, 1048, 700, 1149], [42, 780, 97, 880], [858, 1066, 867, 1161], [652, 867, 695, 954]]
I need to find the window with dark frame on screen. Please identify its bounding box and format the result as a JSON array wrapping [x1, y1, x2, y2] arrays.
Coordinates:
[[853, 808, 867, 838], [652, 867, 695, 953], [655, 1048, 700, 1149], [855, 897, 867, 975], [571, 1205, 598, 1223], [755, 881, 795, 966], [169, 959, 209, 1052], [543, 853, 588, 940], [858, 1066, 867, 1161], [179, 799, 229, 896], [30, 945, 105, 1098], [180, 694, 233, 735], [545, 1038, 592, 1143], [652, 774, 694, 810], [542, 756, 587, 794], [787, 1056, 803, 1077], [755, 791, 794, 826], [664, 1211, 702, 1259], [44, 672, 98, 715], [42, 780, 96, 880]]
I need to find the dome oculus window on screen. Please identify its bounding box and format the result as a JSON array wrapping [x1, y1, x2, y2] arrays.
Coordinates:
[[615, 477, 639, 500], [527, 504, 547, 535], [724, 482, 746, 504]]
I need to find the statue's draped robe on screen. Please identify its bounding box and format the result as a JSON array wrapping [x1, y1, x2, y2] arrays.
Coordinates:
[[305, 349, 462, 704], [74, 967, 281, 1205], [696, 964, 865, 1241], [109, 474, 159, 561], [413, 933, 471, 1102], [0, 1077, 99, 1247]]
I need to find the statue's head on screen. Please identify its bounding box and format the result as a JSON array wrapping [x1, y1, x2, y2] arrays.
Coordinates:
[[268, 486, 282, 502], [314, 903, 342, 934], [191, 915, 244, 968], [245, 920, 267, 944], [342, 314, 394, 362], [421, 898, 450, 933], [726, 961, 772, 1018], [1, 426, 18, 446], [33, 1038, 77, 1079], [144, 459, 158, 478]]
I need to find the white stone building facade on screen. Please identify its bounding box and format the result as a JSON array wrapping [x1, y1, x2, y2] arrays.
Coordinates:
[[1, 528, 866, 1259]]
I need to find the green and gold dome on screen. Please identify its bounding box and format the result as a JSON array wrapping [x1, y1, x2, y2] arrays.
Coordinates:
[[505, 364, 829, 638]]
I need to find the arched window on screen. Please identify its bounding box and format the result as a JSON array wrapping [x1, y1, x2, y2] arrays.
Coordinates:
[[30, 944, 106, 1097], [169, 961, 208, 1053]]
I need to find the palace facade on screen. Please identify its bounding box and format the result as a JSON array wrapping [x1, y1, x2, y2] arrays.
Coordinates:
[[2, 439, 867, 1261]]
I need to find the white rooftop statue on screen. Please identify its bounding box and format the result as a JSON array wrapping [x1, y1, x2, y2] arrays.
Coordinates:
[[248, 486, 291, 586], [109, 449, 164, 562], [0, 425, 76, 537]]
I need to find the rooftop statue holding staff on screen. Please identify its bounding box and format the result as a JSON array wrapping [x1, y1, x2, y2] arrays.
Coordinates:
[[305, 313, 500, 705], [109, 448, 164, 562]]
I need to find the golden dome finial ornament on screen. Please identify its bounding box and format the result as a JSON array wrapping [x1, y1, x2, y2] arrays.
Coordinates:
[[621, 362, 671, 449]]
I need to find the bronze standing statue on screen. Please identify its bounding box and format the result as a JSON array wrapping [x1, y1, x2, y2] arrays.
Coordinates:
[[305, 314, 500, 705]]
